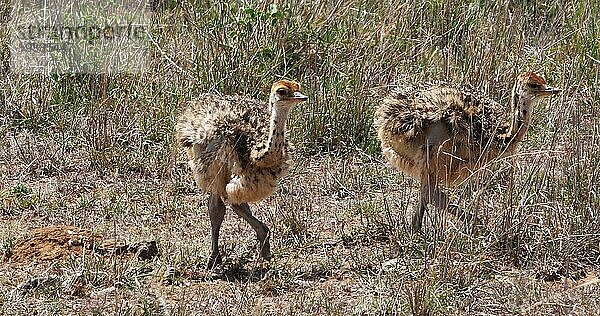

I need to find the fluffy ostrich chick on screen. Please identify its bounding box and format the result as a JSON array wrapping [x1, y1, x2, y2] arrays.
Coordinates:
[[374, 72, 560, 231], [176, 80, 308, 268]]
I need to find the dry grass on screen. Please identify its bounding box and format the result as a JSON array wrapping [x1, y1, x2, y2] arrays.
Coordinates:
[[1, 0, 599, 315]]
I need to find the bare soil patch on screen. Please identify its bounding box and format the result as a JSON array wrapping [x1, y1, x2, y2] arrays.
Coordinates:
[[6, 225, 158, 264]]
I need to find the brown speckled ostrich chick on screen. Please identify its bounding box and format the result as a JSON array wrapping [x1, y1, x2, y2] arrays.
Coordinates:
[[374, 72, 560, 231], [176, 80, 308, 268]]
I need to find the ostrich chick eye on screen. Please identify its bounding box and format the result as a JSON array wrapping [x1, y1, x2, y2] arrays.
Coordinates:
[[527, 83, 542, 89], [276, 88, 288, 95]]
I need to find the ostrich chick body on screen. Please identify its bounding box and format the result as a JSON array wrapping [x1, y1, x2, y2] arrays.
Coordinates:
[[176, 80, 308, 268], [374, 72, 560, 231]]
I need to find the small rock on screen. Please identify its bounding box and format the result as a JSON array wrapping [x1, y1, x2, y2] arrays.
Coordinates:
[[163, 266, 180, 285], [14, 275, 61, 296], [90, 286, 117, 299], [381, 258, 408, 274], [133, 240, 159, 261]]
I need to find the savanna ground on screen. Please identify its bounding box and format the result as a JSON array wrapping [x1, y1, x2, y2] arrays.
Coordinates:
[[1, 0, 599, 315]]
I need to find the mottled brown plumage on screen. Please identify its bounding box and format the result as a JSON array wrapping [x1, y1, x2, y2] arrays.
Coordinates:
[[375, 72, 560, 231], [176, 80, 308, 268]]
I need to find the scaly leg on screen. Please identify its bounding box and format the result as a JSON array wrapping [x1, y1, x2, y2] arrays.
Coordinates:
[[231, 203, 271, 261], [207, 193, 225, 269], [413, 176, 431, 232], [414, 171, 482, 232], [427, 179, 482, 229], [414, 148, 436, 232]]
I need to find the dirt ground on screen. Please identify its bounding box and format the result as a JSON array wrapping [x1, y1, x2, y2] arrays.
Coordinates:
[[6, 226, 158, 264], [1, 155, 599, 315]]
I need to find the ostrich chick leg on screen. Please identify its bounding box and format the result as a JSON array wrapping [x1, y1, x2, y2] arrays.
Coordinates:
[[412, 180, 429, 232], [413, 173, 481, 232], [231, 203, 271, 261], [207, 193, 225, 269]]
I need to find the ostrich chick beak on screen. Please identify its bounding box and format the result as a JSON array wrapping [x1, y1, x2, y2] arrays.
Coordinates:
[[291, 91, 308, 102], [537, 85, 561, 97]]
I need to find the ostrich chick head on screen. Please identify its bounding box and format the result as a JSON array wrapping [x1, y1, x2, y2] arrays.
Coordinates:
[[269, 80, 308, 108], [513, 72, 561, 104]]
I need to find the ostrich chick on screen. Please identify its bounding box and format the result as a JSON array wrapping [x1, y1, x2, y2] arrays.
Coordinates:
[[176, 80, 308, 268], [374, 72, 560, 231]]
